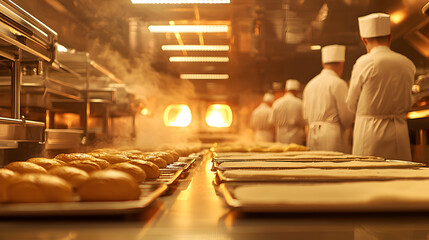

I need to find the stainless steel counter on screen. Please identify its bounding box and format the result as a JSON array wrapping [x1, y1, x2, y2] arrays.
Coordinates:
[[2, 155, 429, 239]]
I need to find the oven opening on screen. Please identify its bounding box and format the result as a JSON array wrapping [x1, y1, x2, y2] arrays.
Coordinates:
[[205, 104, 232, 128], [163, 104, 192, 127]]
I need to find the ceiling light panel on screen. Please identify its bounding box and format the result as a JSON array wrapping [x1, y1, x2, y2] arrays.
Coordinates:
[[162, 45, 229, 51], [180, 74, 229, 79], [148, 25, 228, 33], [169, 56, 229, 62], [132, 0, 230, 3]]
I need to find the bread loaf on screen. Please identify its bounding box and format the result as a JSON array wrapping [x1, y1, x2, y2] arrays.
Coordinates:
[[7, 174, 73, 203], [78, 170, 140, 201]]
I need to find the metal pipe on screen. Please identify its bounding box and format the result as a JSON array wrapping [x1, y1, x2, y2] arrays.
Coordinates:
[[0, 116, 44, 127], [11, 55, 21, 119]]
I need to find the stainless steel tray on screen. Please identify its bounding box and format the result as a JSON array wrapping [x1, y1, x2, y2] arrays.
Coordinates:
[[218, 182, 429, 213], [166, 157, 196, 172], [214, 167, 429, 185], [0, 184, 167, 217], [146, 168, 184, 186], [213, 159, 425, 171]]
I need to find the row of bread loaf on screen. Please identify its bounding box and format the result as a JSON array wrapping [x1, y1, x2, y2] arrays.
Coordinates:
[[0, 149, 181, 203]]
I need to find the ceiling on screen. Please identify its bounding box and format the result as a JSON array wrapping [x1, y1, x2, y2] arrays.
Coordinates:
[[12, 0, 429, 98]]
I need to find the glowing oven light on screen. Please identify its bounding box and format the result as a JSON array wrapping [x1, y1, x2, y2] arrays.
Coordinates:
[[205, 104, 232, 128], [164, 104, 192, 127]]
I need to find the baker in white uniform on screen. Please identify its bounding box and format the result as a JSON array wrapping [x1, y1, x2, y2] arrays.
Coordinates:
[[250, 93, 275, 142], [303, 45, 354, 152], [346, 13, 416, 160], [269, 79, 305, 145]]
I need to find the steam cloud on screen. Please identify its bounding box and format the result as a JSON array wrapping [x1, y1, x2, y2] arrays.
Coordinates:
[[87, 39, 200, 150]]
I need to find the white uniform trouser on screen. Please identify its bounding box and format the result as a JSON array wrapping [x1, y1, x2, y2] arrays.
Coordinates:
[[254, 130, 274, 142], [277, 126, 305, 145], [307, 121, 343, 152], [352, 114, 411, 160]]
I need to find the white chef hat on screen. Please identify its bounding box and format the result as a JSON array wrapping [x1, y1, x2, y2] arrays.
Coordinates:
[[285, 79, 300, 91], [321, 45, 346, 63], [358, 13, 391, 38], [263, 93, 274, 103], [272, 82, 283, 91]]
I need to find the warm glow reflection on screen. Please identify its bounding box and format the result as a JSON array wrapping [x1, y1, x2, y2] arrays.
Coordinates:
[[148, 25, 228, 33], [132, 0, 230, 3], [169, 56, 229, 62], [141, 108, 150, 116], [407, 109, 429, 119], [162, 45, 229, 51], [205, 104, 232, 127], [310, 45, 321, 50], [391, 10, 406, 24], [164, 104, 192, 127]]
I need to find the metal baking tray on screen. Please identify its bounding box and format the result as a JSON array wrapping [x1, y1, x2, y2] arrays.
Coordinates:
[[213, 159, 426, 171], [145, 168, 184, 186], [166, 157, 196, 172], [0, 184, 167, 217], [214, 167, 429, 185], [218, 182, 429, 213]]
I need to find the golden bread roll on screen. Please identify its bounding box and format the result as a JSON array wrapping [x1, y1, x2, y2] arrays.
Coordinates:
[[48, 166, 89, 188], [87, 152, 129, 164], [166, 150, 180, 162], [55, 153, 97, 162], [27, 158, 65, 170], [91, 148, 121, 153], [78, 170, 140, 201], [144, 156, 167, 168], [152, 152, 174, 164], [109, 163, 146, 182], [0, 169, 19, 202], [128, 160, 160, 179], [87, 158, 110, 169], [7, 173, 73, 203], [122, 149, 142, 154], [67, 160, 101, 173], [4, 161, 48, 174]]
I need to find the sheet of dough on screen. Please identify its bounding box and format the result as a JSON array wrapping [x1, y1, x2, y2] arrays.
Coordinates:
[[222, 168, 429, 180], [218, 160, 424, 169], [216, 154, 384, 162], [216, 151, 344, 158], [233, 180, 429, 207]]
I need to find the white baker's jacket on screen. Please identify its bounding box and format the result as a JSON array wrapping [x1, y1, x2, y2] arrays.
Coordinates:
[[303, 69, 354, 152], [269, 93, 305, 144], [250, 102, 275, 142], [347, 46, 415, 160]]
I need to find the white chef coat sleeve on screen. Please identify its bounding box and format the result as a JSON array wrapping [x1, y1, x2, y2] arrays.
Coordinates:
[[268, 104, 276, 125], [297, 101, 306, 128], [250, 111, 257, 129], [333, 80, 354, 128], [302, 87, 308, 123], [347, 56, 374, 113]]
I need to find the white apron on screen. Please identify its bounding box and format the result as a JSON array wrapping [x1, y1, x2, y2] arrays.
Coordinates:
[[277, 125, 305, 145], [307, 121, 343, 152], [353, 114, 411, 160]]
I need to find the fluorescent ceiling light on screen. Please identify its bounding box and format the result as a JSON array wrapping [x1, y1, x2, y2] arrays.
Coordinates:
[[169, 56, 229, 62], [180, 74, 229, 79], [148, 25, 228, 33], [132, 0, 230, 3], [162, 45, 229, 51]]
